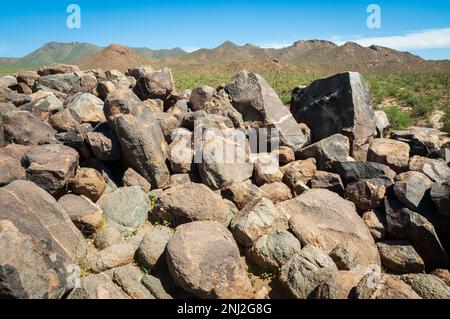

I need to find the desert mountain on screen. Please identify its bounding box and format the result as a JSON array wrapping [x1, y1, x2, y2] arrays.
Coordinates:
[[133, 47, 188, 59], [74, 44, 146, 71], [13, 42, 102, 68], [1, 40, 450, 74]]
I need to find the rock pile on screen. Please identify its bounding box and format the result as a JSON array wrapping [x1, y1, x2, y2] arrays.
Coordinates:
[[0, 64, 449, 299]]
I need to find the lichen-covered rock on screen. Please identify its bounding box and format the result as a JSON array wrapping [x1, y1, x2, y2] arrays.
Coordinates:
[[280, 245, 338, 299], [166, 221, 253, 299], [153, 183, 233, 227]]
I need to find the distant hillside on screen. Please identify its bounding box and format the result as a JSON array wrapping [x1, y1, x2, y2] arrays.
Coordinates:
[[0, 57, 20, 66], [183, 40, 450, 74], [13, 42, 102, 68], [133, 47, 188, 59], [74, 44, 146, 71], [2, 40, 450, 74]]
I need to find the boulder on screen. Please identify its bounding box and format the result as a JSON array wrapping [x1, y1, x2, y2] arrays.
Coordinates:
[[0, 180, 87, 262], [94, 224, 122, 250], [0, 154, 26, 186], [431, 269, 450, 286], [310, 171, 344, 196], [69, 167, 106, 202], [362, 209, 387, 242], [253, 153, 283, 186], [409, 155, 450, 183], [393, 171, 433, 212], [259, 182, 293, 204], [87, 236, 141, 273], [104, 89, 170, 188], [67, 92, 105, 123], [400, 274, 450, 299], [190, 85, 215, 111], [377, 241, 425, 274], [196, 128, 253, 190], [136, 225, 173, 270], [19, 92, 63, 120], [68, 273, 130, 299], [248, 229, 301, 272], [345, 179, 386, 211], [332, 161, 395, 187], [367, 138, 410, 173], [16, 71, 39, 87], [329, 242, 360, 271], [122, 168, 151, 193], [2, 111, 57, 145], [133, 68, 176, 100], [374, 110, 390, 137], [230, 197, 279, 247], [86, 123, 121, 162], [282, 158, 317, 190], [391, 127, 441, 158], [279, 245, 338, 299], [36, 72, 78, 94], [315, 270, 366, 299], [21, 144, 79, 196], [296, 134, 351, 171], [166, 221, 253, 299], [37, 63, 80, 76], [273, 146, 295, 165], [430, 177, 450, 217], [112, 265, 154, 299], [58, 194, 103, 236], [0, 75, 17, 88], [0, 220, 71, 299], [354, 273, 421, 299], [126, 65, 155, 79], [290, 72, 376, 160], [49, 108, 82, 132], [282, 189, 380, 267], [225, 71, 308, 151], [152, 183, 233, 227], [221, 180, 265, 210], [168, 128, 193, 174], [97, 186, 149, 231], [384, 196, 448, 270]]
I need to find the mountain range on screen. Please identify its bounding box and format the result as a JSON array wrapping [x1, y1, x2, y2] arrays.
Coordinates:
[[1, 40, 450, 74]]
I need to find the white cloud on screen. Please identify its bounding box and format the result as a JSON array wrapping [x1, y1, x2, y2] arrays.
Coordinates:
[[338, 28, 450, 51], [182, 46, 200, 53], [258, 42, 292, 49]]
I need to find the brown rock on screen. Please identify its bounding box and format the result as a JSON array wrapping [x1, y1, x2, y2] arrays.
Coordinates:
[[22, 144, 79, 196], [58, 194, 103, 235], [377, 241, 425, 274], [283, 189, 380, 268], [166, 221, 253, 299], [69, 167, 106, 201], [153, 183, 233, 227], [259, 182, 292, 204], [122, 168, 151, 193], [367, 138, 410, 173]]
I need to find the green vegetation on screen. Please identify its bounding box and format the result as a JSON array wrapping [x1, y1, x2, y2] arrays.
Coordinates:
[[173, 70, 450, 132], [384, 106, 413, 130], [148, 193, 157, 209]]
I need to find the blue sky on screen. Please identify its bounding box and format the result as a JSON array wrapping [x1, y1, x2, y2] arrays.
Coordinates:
[[0, 0, 449, 59]]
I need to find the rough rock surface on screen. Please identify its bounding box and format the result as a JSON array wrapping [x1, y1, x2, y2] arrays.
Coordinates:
[[225, 71, 308, 151], [153, 183, 233, 227], [280, 245, 338, 299], [290, 72, 376, 160], [97, 186, 149, 231], [166, 221, 253, 299], [281, 189, 380, 267], [377, 241, 425, 274]]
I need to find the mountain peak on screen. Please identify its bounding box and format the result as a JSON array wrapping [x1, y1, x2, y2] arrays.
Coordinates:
[[217, 41, 239, 49]]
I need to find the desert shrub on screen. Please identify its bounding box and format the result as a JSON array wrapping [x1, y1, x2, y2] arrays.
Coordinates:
[[384, 106, 412, 130]]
